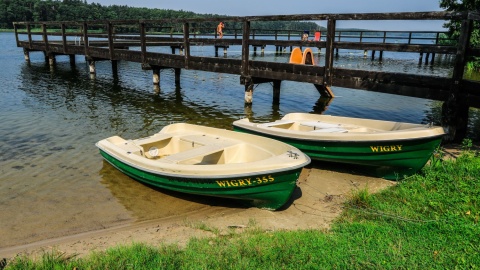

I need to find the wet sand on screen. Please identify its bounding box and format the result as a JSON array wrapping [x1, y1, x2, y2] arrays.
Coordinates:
[[0, 160, 395, 259]]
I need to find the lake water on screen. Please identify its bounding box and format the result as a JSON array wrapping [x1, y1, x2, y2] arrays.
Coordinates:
[[0, 32, 477, 248]]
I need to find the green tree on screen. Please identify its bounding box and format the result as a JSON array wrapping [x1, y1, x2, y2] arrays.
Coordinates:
[[440, 0, 480, 70]]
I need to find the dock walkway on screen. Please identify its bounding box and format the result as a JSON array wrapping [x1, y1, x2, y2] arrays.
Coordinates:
[[13, 11, 480, 141]]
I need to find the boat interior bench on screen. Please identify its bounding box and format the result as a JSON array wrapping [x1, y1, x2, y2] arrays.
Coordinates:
[[161, 144, 229, 164], [300, 122, 381, 133], [137, 133, 240, 164], [299, 121, 345, 131], [258, 120, 349, 133], [258, 120, 296, 129]]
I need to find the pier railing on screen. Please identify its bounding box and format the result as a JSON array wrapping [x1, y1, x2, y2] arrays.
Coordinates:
[[12, 11, 480, 141]]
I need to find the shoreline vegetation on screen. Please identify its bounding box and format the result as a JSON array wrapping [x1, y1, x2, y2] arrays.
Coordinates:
[[3, 142, 479, 269]]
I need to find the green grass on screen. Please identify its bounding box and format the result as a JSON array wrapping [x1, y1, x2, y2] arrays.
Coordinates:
[[4, 147, 480, 269]]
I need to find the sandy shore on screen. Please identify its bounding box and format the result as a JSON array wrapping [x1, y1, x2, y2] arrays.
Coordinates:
[[0, 160, 398, 260]]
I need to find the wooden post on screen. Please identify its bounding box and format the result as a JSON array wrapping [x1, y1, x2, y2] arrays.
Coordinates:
[[245, 84, 253, 105], [323, 18, 335, 88], [27, 23, 32, 49], [42, 23, 49, 52], [88, 60, 96, 74], [69, 55, 75, 65], [140, 21, 147, 64], [242, 20, 252, 105], [83, 22, 89, 58], [418, 52, 423, 65], [241, 20, 250, 79], [23, 48, 30, 62], [442, 18, 472, 142], [314, 84, 335, 98], [183, 22, 190, 69], [61, 23, 68, 54], [111, 60, 118, 75], [273, 80, 281, 105], [13, 23, 19, 47], [48, 54, 55, 66], [152, 68, 160, 85], [107, 22, 115, 61], [174, 68, 181, 85]]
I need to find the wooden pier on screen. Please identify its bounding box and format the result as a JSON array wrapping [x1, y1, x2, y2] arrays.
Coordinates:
[[13, 11, 480, 142]]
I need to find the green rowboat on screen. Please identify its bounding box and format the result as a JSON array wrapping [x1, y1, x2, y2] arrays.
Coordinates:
[[233, 113, 445, 180], [96, 123, 310, 210]]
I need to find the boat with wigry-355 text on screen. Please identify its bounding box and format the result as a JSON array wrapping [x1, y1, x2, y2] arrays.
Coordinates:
[[96, 123, 310, 210]]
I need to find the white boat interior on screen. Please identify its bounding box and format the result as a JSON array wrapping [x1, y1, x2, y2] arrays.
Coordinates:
[[97, 123, 309, 176], [234, 113, 445, 141]]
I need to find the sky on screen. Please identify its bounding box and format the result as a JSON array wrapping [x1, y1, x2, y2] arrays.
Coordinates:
[[87, 0, 447, 31]]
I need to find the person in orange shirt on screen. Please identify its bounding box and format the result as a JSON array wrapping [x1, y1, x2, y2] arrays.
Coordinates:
[[217, 22, 225, 38]]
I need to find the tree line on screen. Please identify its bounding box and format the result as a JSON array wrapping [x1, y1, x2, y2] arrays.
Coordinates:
[[1, 0, 478, 69], [0, 0, 321, 33]]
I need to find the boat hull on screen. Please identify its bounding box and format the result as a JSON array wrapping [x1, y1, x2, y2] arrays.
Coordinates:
[[99, 149, 302, 210], [233, 125, 443, 180]]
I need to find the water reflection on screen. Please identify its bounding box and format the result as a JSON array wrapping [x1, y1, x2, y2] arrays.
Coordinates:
[[17, 59, 480, 143], [19, 63, 243, 137], [98, 160, 248, 220], [312, 97, 334, 114]]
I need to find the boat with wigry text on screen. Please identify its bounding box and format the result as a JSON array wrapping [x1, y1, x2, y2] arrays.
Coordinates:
[[233, 113, 445, 180], [96, 123, 310, 210]]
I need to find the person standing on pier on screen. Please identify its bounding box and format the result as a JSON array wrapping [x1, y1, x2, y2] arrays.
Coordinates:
[[217, 22, 225, 38]]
